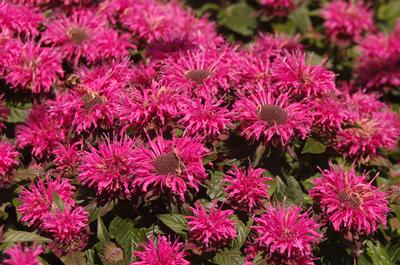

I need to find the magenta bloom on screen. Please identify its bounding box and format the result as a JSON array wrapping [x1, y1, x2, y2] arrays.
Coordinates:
[[272, 51, 336, 97], [0, 95, 9, 129], [335, 111, 400, 160], [3, 244, 43, 265], [117, 81, 188, 130], [310, 96, 348, 134], [234, 85, 312, 146], [2, 39, 63, 93], [251, 33, 303, 58], [310, 163, 389, 234], [41, 205, 89, 253], [53, 141, 82, 174], [178, 95, 233, 138], [224, 165, 271, 212], [16, 104, 65, 159], [18, 176, 76, 226], [356, 31, 400, 89], [322, 0, 373, 44], [132, 236, 189, 265], [132, 134, 208, 200], [187, 201, 236, 250], [0, 140, 19, 188], [78, 138, 137, 200], [0, 2, 43, 36], [259, 0, 295, 17], [253, 205, 321, 263], [43, 9, 132, 66], [161, 46, 238, 96]]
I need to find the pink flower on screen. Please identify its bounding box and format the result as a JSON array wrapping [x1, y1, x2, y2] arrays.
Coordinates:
[[161, 46, 238, 96], [13, 0, 86, 5], [18, 176, 76, 226], [272, 51, 336, 97], [251, 33, 303, 58], [356, 31, 400, 89], [234, 85, 312, 146], [3, 244, 43, 265], [117, 81, 189, 130], [335, 111, 400, 160], [0, 94, 9, 129], [322, 0, 373, 44], [78, 138, 137, 200], [310, 96, 348, 134], [178, 95, 233, 138], [253, 205, 321, 263], [259, 0, 296, 17], [310, 163, 389, 234], [0, 140, 19, 188], [187, 201, 236, 250], [43, 9, 132, 66], [132, 236, 189, 265], [132, 134, 208, 201], [53, 141, 82, 175], [235, 51, 272, 86], [2, 39, 63, 93], [0, 2, 43, 36], [16, 104, 65, 159], [224, 165, 271, 212], [41, 205, 89, 254]]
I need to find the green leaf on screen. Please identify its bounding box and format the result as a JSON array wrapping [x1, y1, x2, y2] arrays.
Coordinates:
[[289, 5, 312, 33], [85, 201, 115, 222], [157, 214, 188, 237], [218, 2, 257, 36], [61, 252, 87, 265], [377, 1, 400, 30], [109, 217, 147, 264], [301, 138, 326, 154], [3, 229, 51, 243], [51, 192, 65, 212], [84, 249, 96, 265], [97, 217, 111, 244], [213, 249, 245, 265], [6, 102, 32, 123], [205, 170, 225, 200], [231, 217, 252, 250], [366, 241, 393, 265]]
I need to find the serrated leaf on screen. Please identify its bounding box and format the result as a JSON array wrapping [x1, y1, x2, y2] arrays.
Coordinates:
[[366, 241, 393, 265], [213, 249, 245, 265], [97, 217, 111, 244], [3, 229, 51, 243], [206, 171, 225, 200], [231, 217, 252, 250], [109, 217, 147, 264], [157, 214, 187, 237], [218, 2, 257, 36], [289, 5, 312, 33], [301, 138, 326, 154], [6, 102, 32, 123], [61, 252, 87, 265]]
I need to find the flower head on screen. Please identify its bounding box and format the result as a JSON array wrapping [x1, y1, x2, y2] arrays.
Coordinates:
[[251, 33, 303, 59], [132, 236, 189, 265], [187, 201, 236, 250], [272, 51, 336, 97], [224, 165, 271, 212], [253, 204, 322, 263], [18, 176, 76, 226], [3, 244, 43, 265], [78, 138, 137, 200], [132, 134, 208, 200], [2, 39, 63, 93], [53, 141, 82, 175], [41, 205, 89, 254], [310, 163, 389, 234], [322, 0, 373, 43], [0, 2, 43, 36], [234, 85, 312, 146], [259, 0, 296, 17], [16, 104, 65, 159], [43, 9, 132, 66], [310, 96, 348, 134], [0, 140, 19, 188]]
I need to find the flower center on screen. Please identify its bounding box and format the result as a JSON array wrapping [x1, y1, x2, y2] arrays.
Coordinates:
[[185, 69, 211, 84], [68, 27, 90, 45], [338, 191, 362, 209], [281, 228, 297, 241], [154, 152, 180, 175], [258, 104, 288, 125]]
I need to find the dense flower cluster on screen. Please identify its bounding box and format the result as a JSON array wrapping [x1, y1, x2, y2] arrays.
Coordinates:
[[0, 0, 398, 264]]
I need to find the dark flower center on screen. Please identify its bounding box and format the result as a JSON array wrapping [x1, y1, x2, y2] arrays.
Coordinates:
[[81, 93, 105, 111], [338, 191, 362, 209], [154, 152, 180, 175], [185, 69, 211, 84], [281, 228, 297, 241], [69, 28, 90, 45], [258, 104, 288, 125]]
